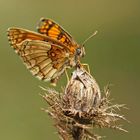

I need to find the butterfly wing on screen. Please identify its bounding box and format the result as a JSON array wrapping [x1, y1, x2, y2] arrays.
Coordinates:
[[8, 27, 69, 51], [37, 18, 77, 47], [7, 28, 70, 82], [8, 28, 45, 52]]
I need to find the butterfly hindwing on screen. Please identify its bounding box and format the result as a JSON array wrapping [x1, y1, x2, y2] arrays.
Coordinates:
[[20, 40, 68, 81]]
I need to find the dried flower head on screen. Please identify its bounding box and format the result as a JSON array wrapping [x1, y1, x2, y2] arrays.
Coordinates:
[[41, 67, 128, 140], [64, 66, 101, 110]]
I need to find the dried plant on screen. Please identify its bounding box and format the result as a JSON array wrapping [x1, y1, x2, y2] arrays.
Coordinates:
[[40, 67, 128, 140]]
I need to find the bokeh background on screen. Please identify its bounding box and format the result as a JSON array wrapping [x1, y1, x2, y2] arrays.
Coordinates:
[[0, 0, 140, 140]]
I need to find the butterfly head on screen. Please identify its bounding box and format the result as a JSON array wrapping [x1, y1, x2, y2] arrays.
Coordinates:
[[76, 46, 85, 58]]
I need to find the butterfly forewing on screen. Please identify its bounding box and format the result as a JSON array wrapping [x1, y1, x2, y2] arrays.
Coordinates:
[[37, 18, 76, 47]]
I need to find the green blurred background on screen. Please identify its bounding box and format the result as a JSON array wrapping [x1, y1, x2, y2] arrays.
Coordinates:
[[0, 0, 139, 139]]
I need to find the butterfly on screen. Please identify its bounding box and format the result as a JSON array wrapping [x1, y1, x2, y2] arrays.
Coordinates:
[[7, 18, 86, 85]]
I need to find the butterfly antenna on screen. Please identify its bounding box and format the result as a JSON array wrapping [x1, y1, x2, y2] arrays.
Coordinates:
[[82, 30, 98, 46]]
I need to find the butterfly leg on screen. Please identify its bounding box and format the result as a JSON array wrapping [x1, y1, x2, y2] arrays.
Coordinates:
[[82, 63, 90, 73], [65, 69, 69, 82]]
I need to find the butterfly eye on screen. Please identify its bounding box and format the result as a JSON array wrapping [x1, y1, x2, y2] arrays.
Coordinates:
[[76, 48, 81, 56]]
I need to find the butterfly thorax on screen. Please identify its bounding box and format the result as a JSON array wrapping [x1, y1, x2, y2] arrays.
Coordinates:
[[68, 44, 85, 68]]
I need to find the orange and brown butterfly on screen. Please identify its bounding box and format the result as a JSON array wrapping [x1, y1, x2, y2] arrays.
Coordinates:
[[7, 18, 86, 85]]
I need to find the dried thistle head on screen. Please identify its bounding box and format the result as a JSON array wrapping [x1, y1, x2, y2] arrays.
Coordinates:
[[63, 66, 101, 113], [41, 67, 128, 140]]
